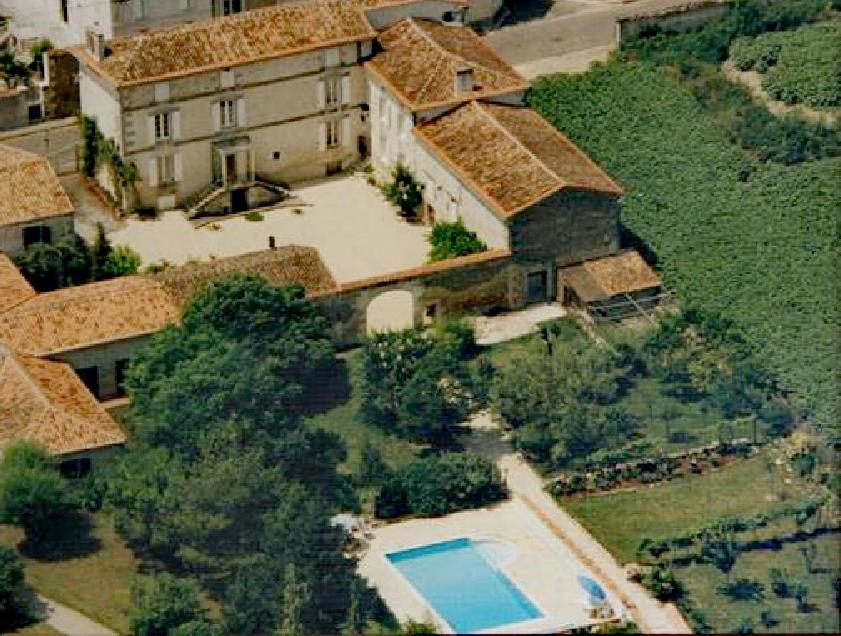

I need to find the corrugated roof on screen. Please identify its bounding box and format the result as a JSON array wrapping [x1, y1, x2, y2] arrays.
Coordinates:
[[0, 276, 181, 357], [366, 18, 529, 111], [415, 101, 624, 218], [0, 347, 126, 456], [0, 145, 74, 227], [0, 253, 36, 313], [559, 250, 662, 303], [155, 246, 337, 305], [75, 0, 380, 86]]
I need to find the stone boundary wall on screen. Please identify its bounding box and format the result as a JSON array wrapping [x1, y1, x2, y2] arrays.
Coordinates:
[[0, 115, 81, 175], [310, 248, 528, 346], [615, 0, 733, 43]]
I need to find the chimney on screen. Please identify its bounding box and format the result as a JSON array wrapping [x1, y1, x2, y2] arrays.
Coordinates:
[[455, 67, 474, 93], [86, 27, 105, 62]]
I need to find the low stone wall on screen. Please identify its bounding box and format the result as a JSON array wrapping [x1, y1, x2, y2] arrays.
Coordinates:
[[311, 248, 526, 346], [616, 0, 732, 43]]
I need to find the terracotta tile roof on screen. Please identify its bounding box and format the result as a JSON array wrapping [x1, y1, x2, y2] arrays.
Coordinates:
[[0, 347, 126, 455], [559, 250, 662, 303], [75, 0, 381, 86], [155, 246, 337, 305], [0, 145, 74, 227], [414, 101, 624, 217], [367, 19, 529, 111], [0, 276, 180, 357], [0, 253, 36, 313]]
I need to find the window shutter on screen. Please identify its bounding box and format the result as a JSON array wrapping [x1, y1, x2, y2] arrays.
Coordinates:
[[360, 40, 373, 58], [173, 153, 183, 182], [317, 122, 326, 151], [147, 115, 156, 145], [171, 110, 181, 139], [342, 116, 351, 147], [236, 98, 247, 127], [147, 157, 158, 187], [212, 102, 221, 132], [341, 75, 351, 105], [317, 80, 325, 110]]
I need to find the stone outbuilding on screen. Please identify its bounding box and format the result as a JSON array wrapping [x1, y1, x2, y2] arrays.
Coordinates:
[[0, 145, 74, 256]]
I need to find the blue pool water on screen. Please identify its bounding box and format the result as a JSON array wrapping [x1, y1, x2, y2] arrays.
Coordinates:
[[386, 538, 542, 633]]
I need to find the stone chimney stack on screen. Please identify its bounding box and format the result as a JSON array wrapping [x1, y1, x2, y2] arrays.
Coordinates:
[[86, 27, 105, 62]]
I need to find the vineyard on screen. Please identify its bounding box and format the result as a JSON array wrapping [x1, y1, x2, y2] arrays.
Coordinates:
[[730, 20, 841, 108], [529, 62, 840, 428]]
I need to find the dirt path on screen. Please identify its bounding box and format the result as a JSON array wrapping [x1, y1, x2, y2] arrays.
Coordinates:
[[35, 595, 116, 636], [721, 60, 838, 127], [464, 412, 692, 634]]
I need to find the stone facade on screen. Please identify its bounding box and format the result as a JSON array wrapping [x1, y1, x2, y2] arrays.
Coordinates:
[[0, 214, 74, 257], [42, 49, 80, 120]]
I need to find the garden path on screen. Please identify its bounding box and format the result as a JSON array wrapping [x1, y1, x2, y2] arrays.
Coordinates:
[[35, 595, 116, 636], [462, 412, 693, 634]]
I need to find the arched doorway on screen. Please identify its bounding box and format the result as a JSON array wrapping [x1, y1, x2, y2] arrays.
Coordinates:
[[365, 289, 415, 334]]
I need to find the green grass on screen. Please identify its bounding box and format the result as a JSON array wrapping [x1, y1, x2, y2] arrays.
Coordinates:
[[562, 453, 815, 564], [679, 532, 840, 633], [9, 623, 62, 636], [530, 61, 840, 428], [0, 514, 139, 633], [304, 351, 422, 511]]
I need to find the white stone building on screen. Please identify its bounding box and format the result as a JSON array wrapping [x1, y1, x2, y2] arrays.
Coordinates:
[[73, 0, 467, 212]]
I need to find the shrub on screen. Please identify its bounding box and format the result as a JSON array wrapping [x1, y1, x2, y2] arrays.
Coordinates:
[[427, 220, 487, 262], [0, 547, 31, 627], [103, 244, 142, 278], [244, 211, 264, 222], [375, 452, 507, 519], [382, 163, 423, 219], [130, 573, 214, 636], [0, 442, 75, 543], [642, 565, 683, 601], [769, 567, 791, 597], [358, 441, 389, 487], [717, 577, 765, 601]]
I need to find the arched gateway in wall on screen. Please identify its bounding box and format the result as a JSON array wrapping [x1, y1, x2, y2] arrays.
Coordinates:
[[365, 289, 415, 334]]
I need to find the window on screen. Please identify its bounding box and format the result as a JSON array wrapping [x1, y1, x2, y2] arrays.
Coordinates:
[[60, 0, 69, 23], [222, 0, 242, 15], [154, 82, 170, 103], [324, 48, 340, 68], [157, 154, 176, 184], [59, 458, 92, 479], [115, 359, 130, 396], [23, 225, 51, 248], [325, 119, 340, 148], [154, 112, 171, 141], [325, 77, 340, 107], [219, 99, 237, 128], [76, 367, 100, 398]]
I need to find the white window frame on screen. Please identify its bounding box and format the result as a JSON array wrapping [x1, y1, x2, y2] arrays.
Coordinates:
[[219, 98, 237, 129], [157, 154, 175, 184], [154, 112, 171, 141], [324, 77, 340, 108], [325, 119, 340, 149]]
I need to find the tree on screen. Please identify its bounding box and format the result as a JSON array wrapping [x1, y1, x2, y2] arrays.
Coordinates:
[[0, 546, 30, 627], [13, 233, 93, 291], [130, 573, 214, 636], [358, 440, 389, 486], [701, 522, 739, 581], [103, 244, 142, 277], [278, 563, 309, 635], [428, 220, 486, 262], [382, 164, 423, 219], [642, 565, 683, 601], [0, 442, 75, 542]]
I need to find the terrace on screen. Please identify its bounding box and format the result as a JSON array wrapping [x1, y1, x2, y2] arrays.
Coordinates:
[[107, 175, 431, 284]]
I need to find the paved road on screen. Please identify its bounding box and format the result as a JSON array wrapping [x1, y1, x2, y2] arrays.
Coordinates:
[[464, 413, 693, 634], [487, 0, 711, 70], [36, 595, 116, 636]]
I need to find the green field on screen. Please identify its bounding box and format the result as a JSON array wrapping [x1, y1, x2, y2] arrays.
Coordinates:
[[0, 514, 139, 633], [530, 62, 840, 428], [730, 20, 841, 108]]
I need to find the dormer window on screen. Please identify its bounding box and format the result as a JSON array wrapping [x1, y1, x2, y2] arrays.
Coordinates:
[[455, 67, 474, 93]]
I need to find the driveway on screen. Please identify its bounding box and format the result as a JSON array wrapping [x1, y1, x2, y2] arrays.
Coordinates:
[[463, 412, 693, 634], [486, 0, 710, 77], [108, 175, 431, 283]]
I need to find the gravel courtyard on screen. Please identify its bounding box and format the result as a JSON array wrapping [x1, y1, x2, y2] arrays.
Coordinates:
[[108, 175, 431, 283]]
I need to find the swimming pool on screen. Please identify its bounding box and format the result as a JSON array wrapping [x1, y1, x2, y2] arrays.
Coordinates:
[[386, 537, 543, 633]]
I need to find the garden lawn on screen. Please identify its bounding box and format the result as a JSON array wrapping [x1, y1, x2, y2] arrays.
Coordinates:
[[562, 453, 814, 564], [304, 351, 422, 510], [0, 514, 139, 633], [10, 623, 62, 636], [530, 62, 841, 428], [677, 532, 840, 633]]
